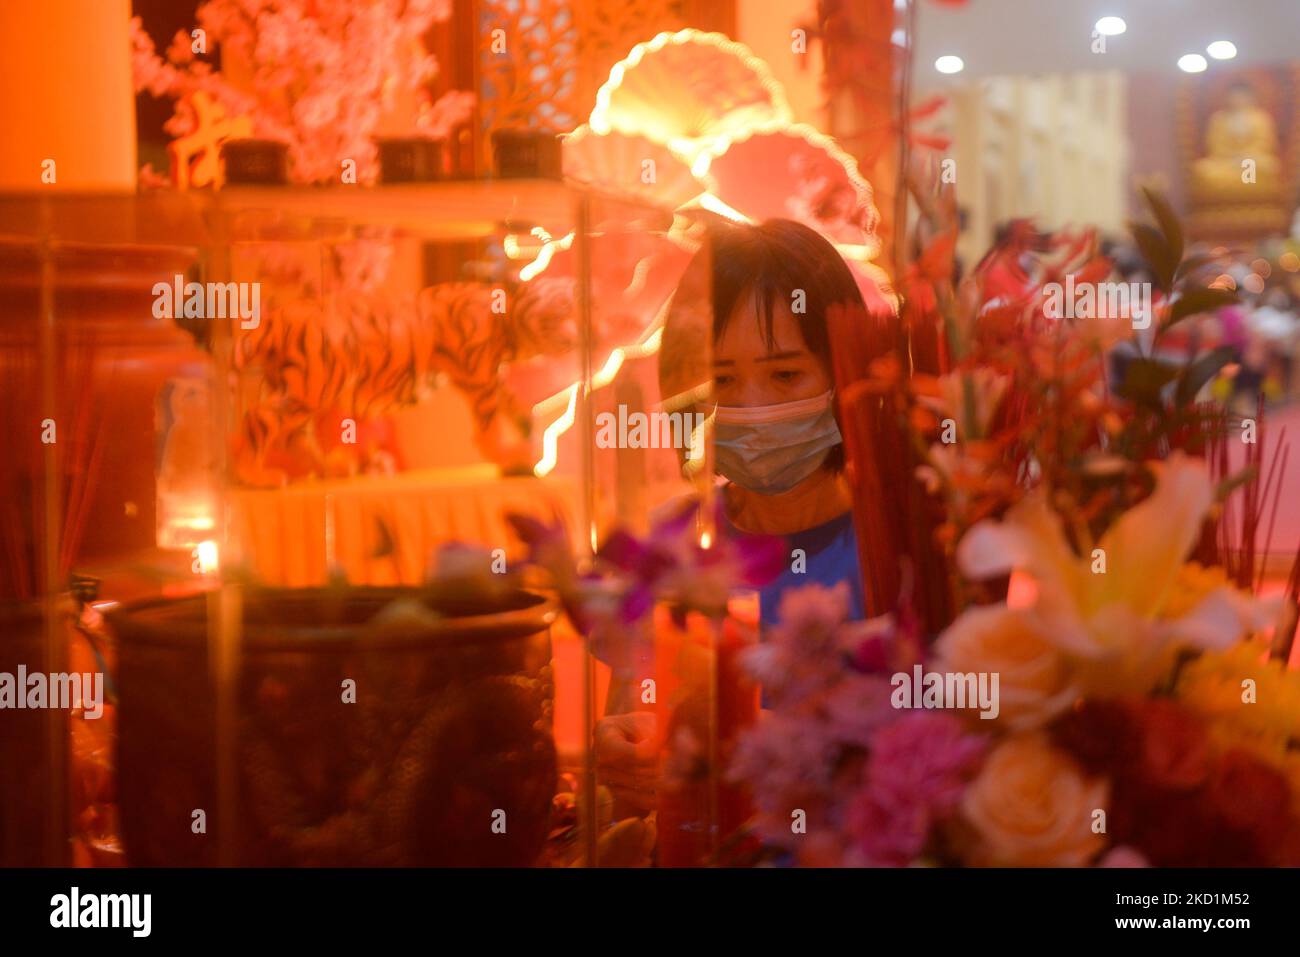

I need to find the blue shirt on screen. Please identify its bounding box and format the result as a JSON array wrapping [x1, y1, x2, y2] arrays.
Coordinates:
[[725, 509, 866, 627]]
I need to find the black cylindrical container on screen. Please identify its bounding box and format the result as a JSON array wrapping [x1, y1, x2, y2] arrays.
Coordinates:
[[107, 585, 557, 866], [220, 138, 290, 185], [376, 137, 444, 183]]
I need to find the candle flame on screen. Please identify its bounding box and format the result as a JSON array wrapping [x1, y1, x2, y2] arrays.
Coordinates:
[[197, 539, 220, 575]]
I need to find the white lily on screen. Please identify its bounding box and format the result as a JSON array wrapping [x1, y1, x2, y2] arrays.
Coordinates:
[[953, 452, 1276, 695]]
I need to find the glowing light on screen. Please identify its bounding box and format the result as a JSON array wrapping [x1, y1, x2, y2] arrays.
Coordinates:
[[518, 231, 574, 282], [625, 256, 654, 299], [1206, 40, 1237, 60], [696, 191, 753, 224], [1094, 17, 1126, 36], [1178, 54, 1208, 74], [176, 516, 214, 531], [699, 531, 712, 549], [588, 29, 793, 164], [1280, 252, 1300, 272], [934, 55, 965, 75], [534, 386, 578, 478], [197, 540, 220, 575], [532, 328, 667, 476], [1210, 273, 1236, 291], [1242, 273, 1265, 295], [1251, 258, 1272, 278]]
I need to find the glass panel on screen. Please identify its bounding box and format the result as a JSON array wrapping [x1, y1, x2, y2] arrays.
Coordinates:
[[0, 196, 210, 866]]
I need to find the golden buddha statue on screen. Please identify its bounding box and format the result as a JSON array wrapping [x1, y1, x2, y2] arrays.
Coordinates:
[[1192, 82, 1282, 199]]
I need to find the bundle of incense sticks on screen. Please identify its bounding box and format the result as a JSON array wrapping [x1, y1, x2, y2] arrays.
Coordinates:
[[1202, 396, 1297, 663], [1273, 537, 1300, 664], [1, 327, 103, 602], [1206, 396, 1290, 592], [827, 302, 954, 638], [905, 297, 950, 379]]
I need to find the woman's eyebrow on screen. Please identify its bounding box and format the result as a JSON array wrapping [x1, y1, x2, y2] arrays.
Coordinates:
[[712, 350, 809, 368]]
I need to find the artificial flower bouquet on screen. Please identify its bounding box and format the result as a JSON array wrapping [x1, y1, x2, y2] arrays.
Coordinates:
[[730, 189, 1300, 867], [733, 452, 1298, 866]]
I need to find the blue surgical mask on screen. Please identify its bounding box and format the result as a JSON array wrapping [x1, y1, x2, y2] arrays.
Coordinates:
[[712, 391, 842, 494]]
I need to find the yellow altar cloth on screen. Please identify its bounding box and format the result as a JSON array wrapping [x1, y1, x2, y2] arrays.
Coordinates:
[[231, 465, 578, 587]]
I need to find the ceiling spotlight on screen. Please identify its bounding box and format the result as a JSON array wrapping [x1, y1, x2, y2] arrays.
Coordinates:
[[1178, 53, 1208, 73], [935, 55, 965, 74], [1094, 16, 1127, 36], [1206, 40, 1237, 60]]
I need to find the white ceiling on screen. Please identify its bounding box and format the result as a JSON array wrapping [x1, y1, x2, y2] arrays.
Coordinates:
[[912, 0, 1300, 91]]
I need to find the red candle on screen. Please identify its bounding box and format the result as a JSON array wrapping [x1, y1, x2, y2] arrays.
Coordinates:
[[653, 602, 759, 866]]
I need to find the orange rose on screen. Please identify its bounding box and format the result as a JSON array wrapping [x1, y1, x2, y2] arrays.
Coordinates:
[[934, 605, 1079, 730], [960, 733, 1109, 867]]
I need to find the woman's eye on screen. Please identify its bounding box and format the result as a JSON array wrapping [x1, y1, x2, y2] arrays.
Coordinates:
[[713, 374, 734, 388], [772, 370, 803, 384]]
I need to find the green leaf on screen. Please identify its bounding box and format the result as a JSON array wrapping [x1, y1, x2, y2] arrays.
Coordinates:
[[1128, 221, 1176, 292], [1142, 187, 1184, 270], [1176, 345, 1236, 406], [1165, 286, 1238, 330], [1118, 356, 1180, 407]]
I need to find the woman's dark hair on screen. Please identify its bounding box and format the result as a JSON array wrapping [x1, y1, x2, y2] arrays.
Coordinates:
[[710, 218, 865, 364]]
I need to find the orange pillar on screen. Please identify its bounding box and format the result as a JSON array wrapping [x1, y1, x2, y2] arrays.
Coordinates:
[[0, 0, 137, 191]]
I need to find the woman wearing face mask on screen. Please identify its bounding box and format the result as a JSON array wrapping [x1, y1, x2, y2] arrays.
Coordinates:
[[595, 219, 870, 812], [706, 218, 866, 626]]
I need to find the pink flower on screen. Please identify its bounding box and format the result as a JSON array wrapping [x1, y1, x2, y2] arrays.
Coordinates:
[[132, 0, 469, 186], [729, 711, 840, 848], [849, 712, 987, 865], [1099, 846, 1149, 867], [821, 673, 895, 747], [742, 582, 856, 704]]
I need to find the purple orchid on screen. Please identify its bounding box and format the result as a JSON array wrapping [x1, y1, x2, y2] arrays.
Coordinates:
[[505, 498, 785, 675]]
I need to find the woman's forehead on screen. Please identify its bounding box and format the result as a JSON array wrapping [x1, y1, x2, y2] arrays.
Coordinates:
[[716, 290, 808, 356]]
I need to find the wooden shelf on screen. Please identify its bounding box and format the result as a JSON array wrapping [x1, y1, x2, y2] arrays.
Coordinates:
[[0, 179, 674, 248], [209, 179, 579, 240], [0, 179, 583, 247]]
